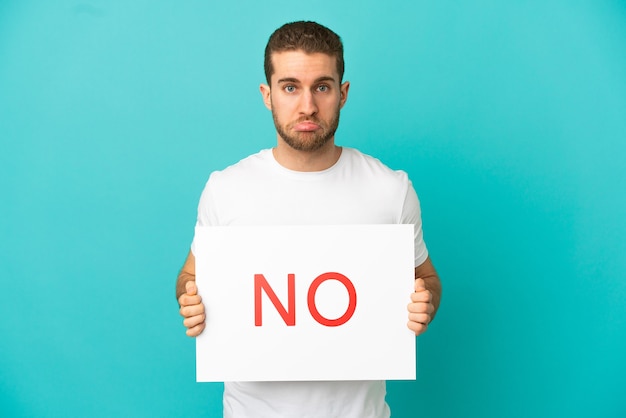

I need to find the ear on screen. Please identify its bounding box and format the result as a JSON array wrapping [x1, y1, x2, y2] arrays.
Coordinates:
[[259, 84, 272, 110], [339, 81, 350, 109]]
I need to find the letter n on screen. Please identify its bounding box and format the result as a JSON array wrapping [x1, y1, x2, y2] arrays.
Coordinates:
[[254, 274, 296, 326]]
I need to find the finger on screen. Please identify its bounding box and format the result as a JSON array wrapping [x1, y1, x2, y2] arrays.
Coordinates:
[[186, 322, 206, 337], [185, 280, 197, 296], [408, 301, 435, 315], [410, 290, 432, 303], [408, 312, 430, 324], [407, 320, 428, 336], [183, 313, 206, 329], [407, 301, 430, 313], [178, 294, 202, 308], [180, 302, 205, 318], [414, 278, 426, 291]]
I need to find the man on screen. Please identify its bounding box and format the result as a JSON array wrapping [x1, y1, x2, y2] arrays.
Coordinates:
[[177, 21, 441, 418]]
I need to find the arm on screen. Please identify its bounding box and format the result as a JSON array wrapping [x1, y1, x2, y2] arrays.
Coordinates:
[[176, 251, 206, 337], [407, 256, 441, 336]]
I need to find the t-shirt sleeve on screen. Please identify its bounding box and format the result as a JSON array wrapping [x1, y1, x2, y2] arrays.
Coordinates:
[[401, 180, 429, 267], [190, 176, 218, 255]]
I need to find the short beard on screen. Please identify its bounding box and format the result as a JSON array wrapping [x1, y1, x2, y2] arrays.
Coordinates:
[[273, 109, 341, 152]]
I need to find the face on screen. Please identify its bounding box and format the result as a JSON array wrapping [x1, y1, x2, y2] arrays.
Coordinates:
[[260, 50, 350, 152]]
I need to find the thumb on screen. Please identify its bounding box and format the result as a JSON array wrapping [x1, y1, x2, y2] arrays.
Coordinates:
[[414, 278, 426, 292], [185, 280, 197, 296]]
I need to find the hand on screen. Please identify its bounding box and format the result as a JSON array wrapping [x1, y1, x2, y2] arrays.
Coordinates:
[[178, 280, 206, 337], [407, 278, 434, 336]]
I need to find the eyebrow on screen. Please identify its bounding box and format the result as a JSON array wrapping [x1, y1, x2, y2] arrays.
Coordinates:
[[276, 76, 337, 84]]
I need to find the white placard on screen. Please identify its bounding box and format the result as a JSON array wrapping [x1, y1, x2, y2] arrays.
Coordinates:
[[194, 225, 416, 382]]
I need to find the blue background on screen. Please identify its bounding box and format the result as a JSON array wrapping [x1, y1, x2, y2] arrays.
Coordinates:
[[1, 1, 625, 417]]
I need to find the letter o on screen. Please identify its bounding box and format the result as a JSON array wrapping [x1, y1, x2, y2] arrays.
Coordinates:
[[307, 272, 357, 327]]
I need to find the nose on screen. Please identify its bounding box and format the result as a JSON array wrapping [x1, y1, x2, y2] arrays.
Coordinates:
[[299, 90, 318, 116]]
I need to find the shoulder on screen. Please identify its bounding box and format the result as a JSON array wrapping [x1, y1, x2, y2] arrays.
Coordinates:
[[207, 149, 273, 185], [341, 147, 409, 183]]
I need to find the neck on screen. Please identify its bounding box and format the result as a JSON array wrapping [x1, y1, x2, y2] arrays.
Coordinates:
[[272, 137, 342, 172]]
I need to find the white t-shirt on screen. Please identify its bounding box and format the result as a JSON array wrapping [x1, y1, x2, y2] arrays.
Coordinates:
[[191, 147, 428, 418]]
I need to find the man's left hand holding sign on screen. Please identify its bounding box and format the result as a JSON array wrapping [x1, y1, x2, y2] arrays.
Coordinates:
[[177, 251, 205, 337]]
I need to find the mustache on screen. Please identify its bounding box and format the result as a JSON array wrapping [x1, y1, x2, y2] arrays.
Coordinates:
[[294, 116, 322, 124]]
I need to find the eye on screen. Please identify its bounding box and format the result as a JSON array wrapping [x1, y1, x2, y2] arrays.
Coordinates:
[[284, 85, 296, 93], [317, 84, 329, 92]]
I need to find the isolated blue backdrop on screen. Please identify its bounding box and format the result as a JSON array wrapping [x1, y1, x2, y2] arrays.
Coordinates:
[[1, 1, 625, 417]]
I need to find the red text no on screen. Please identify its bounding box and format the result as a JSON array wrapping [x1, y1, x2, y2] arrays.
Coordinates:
[[254, 272, 357, 327]]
